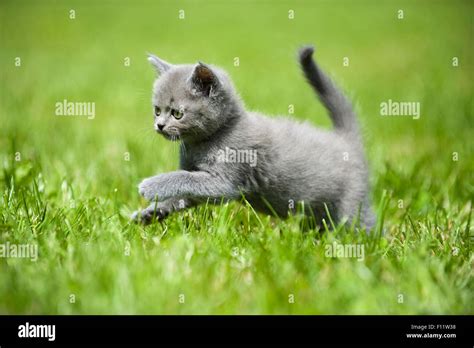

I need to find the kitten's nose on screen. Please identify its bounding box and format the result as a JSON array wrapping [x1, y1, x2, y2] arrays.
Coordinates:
[[157, 124, 164, 131]]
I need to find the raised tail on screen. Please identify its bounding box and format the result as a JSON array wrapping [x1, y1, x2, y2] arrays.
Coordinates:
[[299, 46, 359, 137]]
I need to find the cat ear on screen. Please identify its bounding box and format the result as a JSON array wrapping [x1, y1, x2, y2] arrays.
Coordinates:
[[147, 53, 172, 75], [190, 62, 219, 97]]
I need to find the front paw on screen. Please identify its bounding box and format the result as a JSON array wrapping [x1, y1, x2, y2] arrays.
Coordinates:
[[138, 177, 160, 201], [131, 206, 168, 225]]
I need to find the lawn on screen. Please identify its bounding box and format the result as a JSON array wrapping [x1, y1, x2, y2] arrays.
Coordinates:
[[0, 0, 472, 314]]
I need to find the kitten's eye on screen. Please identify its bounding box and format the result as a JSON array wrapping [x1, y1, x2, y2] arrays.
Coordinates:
[[154, 106, 161, 116], [171, 108, 184, 120]]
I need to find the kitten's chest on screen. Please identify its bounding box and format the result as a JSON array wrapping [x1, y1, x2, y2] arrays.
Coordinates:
[[179, 143, 215, 171]]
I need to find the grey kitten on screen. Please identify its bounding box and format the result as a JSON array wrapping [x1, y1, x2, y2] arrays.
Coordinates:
[[132, 46, 376, 230]]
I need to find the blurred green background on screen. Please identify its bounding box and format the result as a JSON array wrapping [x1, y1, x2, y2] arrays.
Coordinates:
[[0, 0, 472, 314]]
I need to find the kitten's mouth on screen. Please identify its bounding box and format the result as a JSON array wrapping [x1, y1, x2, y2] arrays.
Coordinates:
[[159, 131, 180, 142], [155, 125, 181, 141]]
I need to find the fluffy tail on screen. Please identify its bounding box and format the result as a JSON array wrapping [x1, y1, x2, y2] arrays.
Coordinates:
[[299, 46, 359, 137]]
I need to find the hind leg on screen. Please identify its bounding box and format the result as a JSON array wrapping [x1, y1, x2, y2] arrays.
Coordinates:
[[338, 192, 375, 231]]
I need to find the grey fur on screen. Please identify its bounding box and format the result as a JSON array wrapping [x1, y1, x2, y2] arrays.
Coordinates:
[[132, 46, 375, 230]]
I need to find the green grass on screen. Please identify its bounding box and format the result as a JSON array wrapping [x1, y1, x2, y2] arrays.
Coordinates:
[[0, 0, 472, 314]]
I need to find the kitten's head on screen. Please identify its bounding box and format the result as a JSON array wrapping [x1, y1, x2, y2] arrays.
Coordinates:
[[147, 54, 242, 143]]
